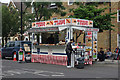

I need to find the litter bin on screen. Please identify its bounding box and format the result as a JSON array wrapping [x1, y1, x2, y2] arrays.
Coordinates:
[[75, 57, 84, 69]]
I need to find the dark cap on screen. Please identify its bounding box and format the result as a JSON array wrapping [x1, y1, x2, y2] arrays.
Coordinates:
[[100, 48, 103, 49], [70, 39, 73, 41]]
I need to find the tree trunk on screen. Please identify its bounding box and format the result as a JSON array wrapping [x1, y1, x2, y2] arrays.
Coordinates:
[[76, 31, 81, 43], [83, 32, 85, 43], [76, 33, 77, 43], [2, 37, 4, 47], [5, 37, 7, 44]]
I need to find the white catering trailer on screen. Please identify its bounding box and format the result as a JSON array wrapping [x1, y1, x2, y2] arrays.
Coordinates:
[[27, 18, 99, 66]]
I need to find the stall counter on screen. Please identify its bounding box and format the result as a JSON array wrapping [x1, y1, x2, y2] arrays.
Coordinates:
[[33, 45, 66, 55]]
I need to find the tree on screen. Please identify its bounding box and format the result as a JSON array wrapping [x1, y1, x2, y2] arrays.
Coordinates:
[[70, 2, 116, 32], [23, 2, 66, 43], [2, 5, 20, 46], [24, 2, 66, 22], [69, 2, 116, 42]]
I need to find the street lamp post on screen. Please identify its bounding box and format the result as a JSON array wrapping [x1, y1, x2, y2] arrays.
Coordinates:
[[21, 2, 23, 41]]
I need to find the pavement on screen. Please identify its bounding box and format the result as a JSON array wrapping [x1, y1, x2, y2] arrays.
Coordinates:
[[94, 59, 118, 64]]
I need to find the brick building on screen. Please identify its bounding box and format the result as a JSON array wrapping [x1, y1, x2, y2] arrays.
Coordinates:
[[97, 2, 120, 52], [5, 1, 120, 53], [50, 2, 120, 53]]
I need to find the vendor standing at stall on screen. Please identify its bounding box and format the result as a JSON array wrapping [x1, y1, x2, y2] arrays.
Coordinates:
[[65, 39, 75, 68]]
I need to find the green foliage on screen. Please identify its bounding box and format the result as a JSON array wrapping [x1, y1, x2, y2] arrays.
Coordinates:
[[61, 12, 66, 16], [2, 5, 20, 38], [24, 2, 66, 21], [70, 3, 116, 32]]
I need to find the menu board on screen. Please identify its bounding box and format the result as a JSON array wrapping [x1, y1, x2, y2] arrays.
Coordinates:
[[24, 44, 30, 52], [92, 32, 98, 59], [85, 31, 92, 51]]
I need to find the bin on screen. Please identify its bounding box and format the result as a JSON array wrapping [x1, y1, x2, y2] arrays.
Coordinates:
[[75, 57, 84, 69]]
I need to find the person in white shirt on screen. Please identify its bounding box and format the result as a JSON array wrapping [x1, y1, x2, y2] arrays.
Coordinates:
[[106, 48, 112, 59]]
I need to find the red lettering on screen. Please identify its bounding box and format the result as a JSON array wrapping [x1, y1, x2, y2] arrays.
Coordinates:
[[77, 20, 88, 26], [54, 20, 65, 25], [54, 20, 58, 23], [36, 22, 45, 27]]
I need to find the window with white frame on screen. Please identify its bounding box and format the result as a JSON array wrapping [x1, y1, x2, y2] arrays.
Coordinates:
[[49, 3, 57, 9], [117, 10, 120, 22], [68, 0, 74, 5], [31, 7, 34, 13], [118, 34, 120, 47]]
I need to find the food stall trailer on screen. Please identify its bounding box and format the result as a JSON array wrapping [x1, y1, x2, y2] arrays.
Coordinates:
[[27, 18, 99, 67]]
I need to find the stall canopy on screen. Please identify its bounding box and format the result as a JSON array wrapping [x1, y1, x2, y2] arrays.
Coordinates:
[[27, 18, 99, 33]]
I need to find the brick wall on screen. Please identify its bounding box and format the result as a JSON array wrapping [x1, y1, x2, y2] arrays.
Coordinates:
[[111, 2, 118, 52], [50, 2, 78, 19], [50, 2, 119, 53], [97, 30, 110, 52], [97, 2, 119, 53]]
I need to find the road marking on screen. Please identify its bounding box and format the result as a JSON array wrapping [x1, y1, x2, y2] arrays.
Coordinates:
[[2, 72, 14, 77], [43, 71, 64, 75], [2, 68, 65, 77], [33, 70, 64, 77], [37, 74, 49, 76], [22, 68, 64, 75], [7, 70, 21, 74], [33, 71, 45, 74], [95, 77, 102, 78], [52, 75, 64, 76]]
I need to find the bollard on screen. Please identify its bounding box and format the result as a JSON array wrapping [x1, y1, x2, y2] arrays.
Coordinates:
[[13, 52, 17, 61]]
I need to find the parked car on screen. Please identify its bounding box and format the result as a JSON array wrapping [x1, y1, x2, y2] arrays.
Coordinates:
[[1, 41, 32, 61]]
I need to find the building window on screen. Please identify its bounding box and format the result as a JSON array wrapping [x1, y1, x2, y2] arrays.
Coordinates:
[[51, 3, 56, 6], [32, 7, 34, 13], [48, 3, 57, 9], [118, 34, 120, 47], [117, 10, 120, 22], [68, 0, 74, 5]]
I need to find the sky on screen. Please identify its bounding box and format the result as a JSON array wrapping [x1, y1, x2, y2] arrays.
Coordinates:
[[0, 0, 10, 3]]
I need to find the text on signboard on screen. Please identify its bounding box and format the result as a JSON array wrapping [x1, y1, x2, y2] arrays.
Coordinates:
[[54, 20, 65, 25], [36, 22, 45, 27], [77, 20, 88, 25]]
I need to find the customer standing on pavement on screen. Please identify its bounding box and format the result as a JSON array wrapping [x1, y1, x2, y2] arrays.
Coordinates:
[[65, 39, 74, 68], [99, 48, 105, 61], [114, 47, 120, 60]]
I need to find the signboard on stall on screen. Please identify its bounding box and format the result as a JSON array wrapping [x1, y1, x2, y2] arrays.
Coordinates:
[[24, 44, 30, 52], [32, 18, 93, 28], [85, 31, 92, 51], [28, 27, 59, 33], [85, 28, 99, 32], [92, 32, 98, 59], [72, 18, 93, 27]]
